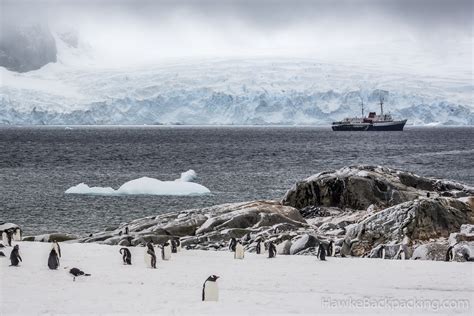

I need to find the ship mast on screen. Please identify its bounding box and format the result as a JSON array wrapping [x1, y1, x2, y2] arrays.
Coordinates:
[[379, 96, 384, 116]]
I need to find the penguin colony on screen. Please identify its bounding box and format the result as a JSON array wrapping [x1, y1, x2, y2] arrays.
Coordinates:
[[3, 226, 474, 302]]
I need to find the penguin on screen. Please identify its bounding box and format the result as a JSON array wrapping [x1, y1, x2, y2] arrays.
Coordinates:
[[171, 239, 177, 253], [268, 241, 277, 258], [229, 238, 237, 252], [317, 244, 326, 261], [256, 239, 264, 254], [69, 267, 91, 281], [144, 242, 157, 268], [175, 238, 181, 252], [0, 251, 5, 257], [120, 247, 132, 265], [6, 229, 13, 247], [119, 231, 123, 236], [161, 241, 172, 261], [327, 240, 335, 257], [445, 246, 454, 262], [1, 231, 6, 245], [378, 245, 386, 259], [202, 275, 220, 301], [125, 226, 129, 235], [9, 245, 22, 266], [52, 240, 61, 258], [13, 227, 21, 241], [48, 249, 60, 269], [234, 241, 244, 259], [396, 247, 406, 260]]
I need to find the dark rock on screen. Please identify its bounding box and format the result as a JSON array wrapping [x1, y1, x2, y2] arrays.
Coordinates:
[[290, 234, 319, 255]]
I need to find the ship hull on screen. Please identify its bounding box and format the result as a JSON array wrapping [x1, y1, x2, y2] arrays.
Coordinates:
[[332, 120, 407, 131]]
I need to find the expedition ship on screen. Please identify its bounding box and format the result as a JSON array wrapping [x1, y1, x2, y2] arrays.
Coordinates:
[[332, 98, 407, 131]]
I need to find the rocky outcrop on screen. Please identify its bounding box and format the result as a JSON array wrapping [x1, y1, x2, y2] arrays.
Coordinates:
[[78, 201, 309, 250], [343, 197, 473, 257], [282, 165, 473, 210]]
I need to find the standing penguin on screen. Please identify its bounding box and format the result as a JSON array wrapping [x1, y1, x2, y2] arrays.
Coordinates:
[[445, 246, 454, 262], [161, 241, 172, 261], [1, 231, 7, 245], [396, 247, 406, 260], [327, 240, 335, 257], [120, 248, 132, 265], [10, 245, 22, 266], [234, 241, 244, 259], [144, 242, 157, 269], [175, 238, 181, 252], [48, 248, 60, 269], [202, 275, 220, 301], [229, 238, 237, 252], [256, 239, 265, 254], [317, 244, 326, 261], [52, 240, 61, 258], [125, 226, 129, 235], [268, 241, 277, 258], [378, 245, 386, 259], [6, 229, 13, 247], [171, 240, 178, 253], [13, 228, 22, 241]]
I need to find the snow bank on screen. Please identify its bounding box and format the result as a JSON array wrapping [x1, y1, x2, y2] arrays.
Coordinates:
[[1, 242, 472, 315], [65, 170, 210, 196]]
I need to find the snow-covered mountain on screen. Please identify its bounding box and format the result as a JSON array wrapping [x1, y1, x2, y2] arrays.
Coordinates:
[[1, 35, 472, 125]]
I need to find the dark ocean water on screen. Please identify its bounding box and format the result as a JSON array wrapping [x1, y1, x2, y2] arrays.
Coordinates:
[[1, 126, 473, 235]]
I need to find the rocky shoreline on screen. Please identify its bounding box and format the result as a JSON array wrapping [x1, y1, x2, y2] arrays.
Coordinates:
[[6, 165, 474, 261]]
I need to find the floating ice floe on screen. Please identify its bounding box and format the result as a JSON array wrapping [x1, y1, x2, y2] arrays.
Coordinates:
[[65, 170, 210, 196]]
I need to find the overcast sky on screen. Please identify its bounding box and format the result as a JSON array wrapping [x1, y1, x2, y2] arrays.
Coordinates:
[[1, 0, 472, 71]]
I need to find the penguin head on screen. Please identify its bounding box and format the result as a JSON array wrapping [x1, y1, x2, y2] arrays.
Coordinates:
[[207, 275, 220, 282], [13, 245, 19, 250]]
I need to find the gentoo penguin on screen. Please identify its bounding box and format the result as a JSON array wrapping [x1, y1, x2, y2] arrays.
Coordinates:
[[445, 246, 454, 262], [378, 245, 386, 259], [161, 241, 172, 261], [175, 238, 181, 252], [171, 240, 178, 253], [1, 231, 7, 245], [229, 238, 237, 252], [13, 227, 21, 241], [9, 245, 22, 266], [317, 244, 326, 261], [0, 251, 5, 256], [144, 242, 157, 268], [69, 268, 91, 281], [234, 241, 244, 259], [396, 247, 406, 260], [256, 239, 264, 254], [202, 275, 220, 301], [327, 240, 335, 257], [120, 248, 132, 265], [52, 240, 61, 258], [6, 230, 13, 247], [125, 226, 129, 235], [48, 249, 60, 269], [268, 241, 277, 258]]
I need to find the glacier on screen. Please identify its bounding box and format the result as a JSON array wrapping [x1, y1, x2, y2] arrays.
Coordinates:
[[1, 43, 472, 125]]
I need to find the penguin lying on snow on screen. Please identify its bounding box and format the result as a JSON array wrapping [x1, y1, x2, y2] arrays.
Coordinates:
[[234, 241, 244, 259], [10, 245, 22, 266], [268, 241, 277, 258], [144, 242, 157, 268], [120, 248, 132, 265], [69, 268, 91, 281], [202, 275, 220, 301], [161, 241, 172, 260], [48, 249, 60, 269]]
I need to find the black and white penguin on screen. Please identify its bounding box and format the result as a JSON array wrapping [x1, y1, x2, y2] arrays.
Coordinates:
[[202, 275, 220, 301], [268, 241, 277, 258], [6, 229, 13, 247], [13, 227, 21, 241], [229, 238, 237, 252], [327, 240, 335, 257], [9, 245, 22, 266], [378, 245, 386, 259], [234, 240, 244, 259], [445, 246, 454, 262], [256, 239, 265, 254], [120, 247, 132, 265], [0, 251, 5, 256], [396, 247, 406, 260], [48, 249, 60, 269], [175, 238, 181, 252], [125, 226, 129, 235], [52, 240, 61, 258], [144, 242, 157, 268], [161, 241, 172, 261], [171, 239, 178, 253], [1, 231, 7, 245], [317, 244, 326, 261], [69, 267, 91, 281]]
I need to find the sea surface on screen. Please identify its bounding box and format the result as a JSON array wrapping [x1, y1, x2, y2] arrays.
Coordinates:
[[1, 126, 473, 235]]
